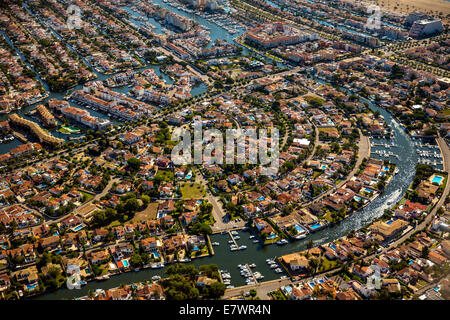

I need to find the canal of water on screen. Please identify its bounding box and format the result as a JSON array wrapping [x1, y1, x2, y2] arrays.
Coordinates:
[[3, 0, 421, 300], [34, 92, 419, 299]]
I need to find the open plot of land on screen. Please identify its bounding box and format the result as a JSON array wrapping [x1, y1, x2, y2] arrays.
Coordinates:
[[79, 190, 94, 202], [180, 183, 205, 199], [362, 0, 450, 23], [131, 202, 159, 222], [155, 170, 174, 182]]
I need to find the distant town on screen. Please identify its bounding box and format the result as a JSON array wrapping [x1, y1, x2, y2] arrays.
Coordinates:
[[0, 0, 448, 302]]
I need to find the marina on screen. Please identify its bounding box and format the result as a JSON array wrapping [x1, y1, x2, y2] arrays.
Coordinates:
[[34, 74, 420, 301]]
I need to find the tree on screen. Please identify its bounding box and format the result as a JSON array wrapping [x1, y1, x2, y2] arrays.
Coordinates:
[[141, 194, 150, 207], [309, 258, 319, 275], [124, 198, 139, 214], [249, 289, 257, 298], [127, 157, 141, 171], [130, 254, 143, 267], [190, 222, 212, 235], [208, 281, 227, 299]]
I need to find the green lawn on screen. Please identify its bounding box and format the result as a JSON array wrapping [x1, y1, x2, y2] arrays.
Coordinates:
[[80, 190, 94, 202], [180, 183, 205, 199], [319, 257, 339, 272], [155, 170, 174, 182]]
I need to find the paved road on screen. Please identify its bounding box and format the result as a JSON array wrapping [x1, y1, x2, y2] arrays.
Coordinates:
[[305, 125, 320, 163], [194, 169, 246, 232], [308, 129, 370, 205], [73, 177, 122, 220]]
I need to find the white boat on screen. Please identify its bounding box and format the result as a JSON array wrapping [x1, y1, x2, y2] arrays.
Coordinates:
[[228, 240, 234, 244], [239, 245, 247, 250], [252, 240, 259, 244], [270, 264, 278, 269], [277, 239, 288, 245], [249, 235, 255, 239], [274, 268, 283, 273], [234, 236, 240, 240], [152, 275, 161, 281], [249, 263, 256, 268], [212, 242, 220, 246]]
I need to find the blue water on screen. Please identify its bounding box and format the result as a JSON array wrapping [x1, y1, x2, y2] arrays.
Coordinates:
[[310, 223, 321, 230], [432, 176, 443, 184], [122, 260, 130, 268], [27, 283, 39, 290], [73, 225, 84, 231]]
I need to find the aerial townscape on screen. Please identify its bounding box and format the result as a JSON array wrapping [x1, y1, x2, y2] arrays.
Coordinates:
[[0, 0, 449, 303]]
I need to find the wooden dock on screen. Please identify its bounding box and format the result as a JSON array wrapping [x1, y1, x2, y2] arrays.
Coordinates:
[[245, 264, 258, 284], [12, 131, 28, 143], [228, 231, 238, 248]]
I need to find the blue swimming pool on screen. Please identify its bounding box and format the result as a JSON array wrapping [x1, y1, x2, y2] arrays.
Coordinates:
[[73, 225, 84, 231], [185, 173, 192, 179], [267, 234, 276, 239], [193, 246, 199, 251], [310, 223, 321, 230], [258, 196, 265, 201], [26, 282, 38, 290], [432, 176, 443, 184], [354, 196, 361, 201], [365, 188, 373, 193], [122, 260, 129, 268]]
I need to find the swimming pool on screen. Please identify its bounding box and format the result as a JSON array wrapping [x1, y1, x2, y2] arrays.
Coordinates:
[[26, 282, 38, 290], [73, 224, 84, 231], [157, 212, 166, 219], [185, 173, 192, 179], [267, 234, 276, 239], [122, 259, 129, 268], [310, 223, 321, 230], [364, 188, 373, 193], [432, 176, 443, 184], [354, 196, 361, 201]]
